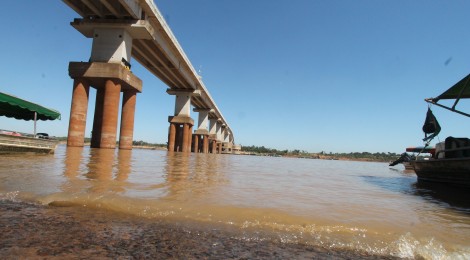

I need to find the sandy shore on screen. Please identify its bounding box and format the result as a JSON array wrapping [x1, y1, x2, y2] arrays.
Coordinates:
[[0, 200, 400, 259]]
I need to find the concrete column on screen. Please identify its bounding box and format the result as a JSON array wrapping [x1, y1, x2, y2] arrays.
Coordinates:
[[195, 109, 210, 131], [91, 88, 105, 148], [67, 78, 89, 147], [203, 135, 209, 153], [216, 122, 222, 141], [188, 125, 193, 153], [168, 123, 176, 152], [218, 142, 222, 154], [119, 90, 137, 150], [209, 118, 217, 135], [174, 93, 191, 117], [100, 79, 121, 149], [211, 140, 217, 154], [193, 134, 199, 153], [175, 124, 183, 152], [91, 28, 132, 65], [182, 123, 190, 152]]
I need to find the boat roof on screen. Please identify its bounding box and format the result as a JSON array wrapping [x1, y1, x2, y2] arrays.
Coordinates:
[[425, 73, 470, 117], [432, 73, 470, 101], [406, 147, 435, 153], [0, 92, 61, 121]]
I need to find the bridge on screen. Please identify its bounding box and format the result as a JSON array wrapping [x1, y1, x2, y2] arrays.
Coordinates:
[[62, 0, 238, 154]]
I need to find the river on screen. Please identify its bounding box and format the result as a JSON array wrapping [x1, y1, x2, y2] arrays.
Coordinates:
[[1, 144, 469, 259]]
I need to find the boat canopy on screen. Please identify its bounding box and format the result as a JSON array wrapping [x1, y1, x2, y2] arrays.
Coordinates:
[[425, 73, 470, 117], [0, 92, 61, 121]]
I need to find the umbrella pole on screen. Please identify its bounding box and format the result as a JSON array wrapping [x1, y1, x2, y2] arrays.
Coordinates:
[[34, 112, 37, 136]]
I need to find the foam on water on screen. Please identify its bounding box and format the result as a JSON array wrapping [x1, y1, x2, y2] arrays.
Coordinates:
[[25, 190, 468, 259]]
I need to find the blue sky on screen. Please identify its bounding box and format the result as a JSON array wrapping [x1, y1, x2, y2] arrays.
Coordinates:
[[1, 0, 470, 153]]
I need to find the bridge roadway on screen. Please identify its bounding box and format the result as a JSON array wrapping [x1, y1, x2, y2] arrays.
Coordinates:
[[62, 0, 237, 153]]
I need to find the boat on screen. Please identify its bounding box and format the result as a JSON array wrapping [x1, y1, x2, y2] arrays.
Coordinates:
[[0, 92, 61, 154], [409, 73, 470, 187]]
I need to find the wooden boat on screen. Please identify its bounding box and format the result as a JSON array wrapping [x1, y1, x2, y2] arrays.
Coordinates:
[[0, 92, 61, 154], [409, 74, 470, 187], [412, 157, 470, 187]]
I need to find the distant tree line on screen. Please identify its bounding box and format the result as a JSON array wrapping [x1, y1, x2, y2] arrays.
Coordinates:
[[132, 140, 167, 148], [241, 145, 400, 162]]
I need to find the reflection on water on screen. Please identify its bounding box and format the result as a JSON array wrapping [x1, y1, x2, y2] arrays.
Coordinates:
[[413, 181, 470, 213], [1, 144, 470, 259], [360, 175, 416, 194]]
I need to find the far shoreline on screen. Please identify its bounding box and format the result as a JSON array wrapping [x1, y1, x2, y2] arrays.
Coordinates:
[[56, 141, 395, 163]]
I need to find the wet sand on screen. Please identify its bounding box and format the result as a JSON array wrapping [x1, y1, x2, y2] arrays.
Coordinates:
[[0, 200, 400, 259]]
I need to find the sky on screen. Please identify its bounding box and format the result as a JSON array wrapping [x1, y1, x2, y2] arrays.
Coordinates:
[[1, 0, 470, 153]]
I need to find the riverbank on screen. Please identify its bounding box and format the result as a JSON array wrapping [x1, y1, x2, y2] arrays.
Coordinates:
[[0, 200, 399, 259]]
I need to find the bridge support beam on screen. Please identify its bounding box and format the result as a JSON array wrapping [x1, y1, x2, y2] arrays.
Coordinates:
[[68, 62, 142, 149]]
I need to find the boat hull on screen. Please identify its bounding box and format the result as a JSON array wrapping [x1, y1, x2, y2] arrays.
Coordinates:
[[0, 133, 59, 154], [411, 158, 470, 187], [403, 162, 414, 171]]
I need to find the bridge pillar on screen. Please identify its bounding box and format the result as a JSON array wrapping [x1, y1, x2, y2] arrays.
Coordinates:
[[208, 118, 219, 154], [216, 122, 224, 154], [67, 78, 90, 147], [192, 134, 199, 153], [193, 108, 210, 153], [203, 135, 209, 153], [167, 90, 195, 153], [91, 88, 104, 148], [168, 123, 176, 152], [222, 130, 233, 154], [119, 90, 137, 149], [100, 79, 121, 149]]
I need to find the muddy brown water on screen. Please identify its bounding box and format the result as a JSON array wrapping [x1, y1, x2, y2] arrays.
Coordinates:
[[1, 145, 469, 259]]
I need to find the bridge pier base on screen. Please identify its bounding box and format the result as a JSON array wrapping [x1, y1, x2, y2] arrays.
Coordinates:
[[192, 134, 209, 153], [67, 62, 142, 149], [209, 136, 217, 154], [168, 116, 194, 153]]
